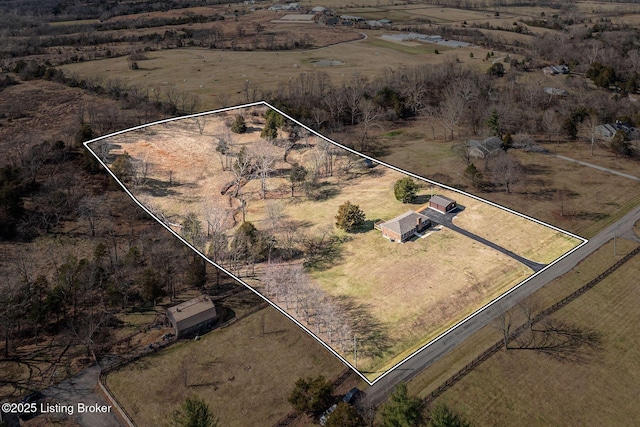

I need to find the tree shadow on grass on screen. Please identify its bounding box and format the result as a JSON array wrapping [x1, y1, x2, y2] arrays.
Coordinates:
[[141, 178, 181, 197], [334, 296, 394, 361], [352, 219, 379, 234], [511, 318, 603, 363]]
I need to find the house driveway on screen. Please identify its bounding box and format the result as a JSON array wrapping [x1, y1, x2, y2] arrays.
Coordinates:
[[419, 206, 547, 272], [40, 364, 123, 427]]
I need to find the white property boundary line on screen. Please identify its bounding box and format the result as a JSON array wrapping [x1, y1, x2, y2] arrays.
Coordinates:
[[84, 100, 588, 386]]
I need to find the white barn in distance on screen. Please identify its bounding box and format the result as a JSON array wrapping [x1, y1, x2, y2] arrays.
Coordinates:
[[167, 295, 218, 337]]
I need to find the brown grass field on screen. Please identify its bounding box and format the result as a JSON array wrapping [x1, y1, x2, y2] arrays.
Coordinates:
[[58, 28, 483, 111], [106, 306, 345, 427], [422, 238, 640, 426], [95, 104, 581, 380], [373, 120, 640, 239], [405, 236, 639, 399]]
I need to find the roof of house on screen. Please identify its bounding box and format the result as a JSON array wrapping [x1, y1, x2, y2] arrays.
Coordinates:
[[430, 195, 456, 206], [381, 210, 429, 236], [167, 295, 217, 331], [468, 136, 502, 155]]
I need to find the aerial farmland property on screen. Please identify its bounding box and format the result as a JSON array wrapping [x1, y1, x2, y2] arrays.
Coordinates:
[[87, 102, 583, 382]]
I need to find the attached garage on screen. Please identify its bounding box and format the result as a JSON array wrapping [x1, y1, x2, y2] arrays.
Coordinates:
[[429, 195, 457, 214]]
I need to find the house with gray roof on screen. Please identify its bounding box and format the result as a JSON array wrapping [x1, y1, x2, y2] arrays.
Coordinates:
[[376, 211, 431, 242], [167, 295, 218, 338], [468, 136, 502, 159]]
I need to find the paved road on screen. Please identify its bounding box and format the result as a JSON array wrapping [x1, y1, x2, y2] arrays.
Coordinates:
[[42, 365, 122, 427], [555, 155, 640, 182], [364, 203, 640, 407]]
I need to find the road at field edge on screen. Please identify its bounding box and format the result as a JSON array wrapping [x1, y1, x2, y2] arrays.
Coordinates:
[[363, 203, 640, 407]]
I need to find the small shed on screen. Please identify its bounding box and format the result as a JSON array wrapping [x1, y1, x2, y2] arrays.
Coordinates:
[[167, 295, 218, 338], [429, 195, 456, 213]]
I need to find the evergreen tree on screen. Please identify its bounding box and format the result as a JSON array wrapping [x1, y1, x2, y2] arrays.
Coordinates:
[[231, 115, 247, 134], [380, 383, 425, 427], [185, 256, 207, 289], [486, 110, 500, 136], [171, 396, 219, 427], [427, 402, 471, 427], [464, 163, 482, 188], [288, 376, 334, 414], [394, 177, 419, 203], [335, 201, 365, 232]]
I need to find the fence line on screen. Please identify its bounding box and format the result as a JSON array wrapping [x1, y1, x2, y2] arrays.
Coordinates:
[[423, 245, 640, 406], [97, 302, 270, 427]]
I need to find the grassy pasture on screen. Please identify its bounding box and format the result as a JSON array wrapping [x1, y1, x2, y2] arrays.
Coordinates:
[[407, 237, 640, 401], [425, 240, 640, 426], [59, 29, 477, 111], [98, 105, 580, 380], [364, 38, 446, 55], [106, 307, 345, 427]]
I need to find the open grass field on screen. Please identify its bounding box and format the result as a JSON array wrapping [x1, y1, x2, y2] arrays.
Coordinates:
[[106, 306, 345, 427], [59, 28, 476, 111], [93, 103, 581, 381], [425, 240, 640, 426], [407, 236, 640, 402]]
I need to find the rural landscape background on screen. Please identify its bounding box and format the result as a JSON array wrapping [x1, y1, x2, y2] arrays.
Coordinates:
[[1, 0, 639, 426]]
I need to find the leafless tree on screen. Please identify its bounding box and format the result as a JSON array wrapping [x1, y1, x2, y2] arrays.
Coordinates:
[[542, 109, 562, 145], [195, 117, 207, 135], [579, 113, 601, 156], [265, 200, 286, 230], [518, 295, 542, 332], [214, 126, 235, 171], [78, 195, 104, 237], [344, 74, 367, 126], [358, 98, 382, 152], [438, 89, 465, 140], [491, 151, 523, 193], [251, 139, 279, 199], [494, 310, 512, 350]]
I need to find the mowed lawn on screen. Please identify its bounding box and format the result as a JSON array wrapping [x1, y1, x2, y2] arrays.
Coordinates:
[[246, 166, 563, 376], [426, 240, 640, 426], [446, 187, 582, 264], [106, 307, 345, 427]]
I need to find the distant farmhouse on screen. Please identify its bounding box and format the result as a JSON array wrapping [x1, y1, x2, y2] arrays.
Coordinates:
[[167, 295, 218, 338], [340, 15, 365, 22], [269, 2, 300, 11], [429, 195, 457, 214], [543, 64, 569, 75], [596, 122, 640, 139], [467, 136, 502, 159], [376, 211, 431, 243]]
